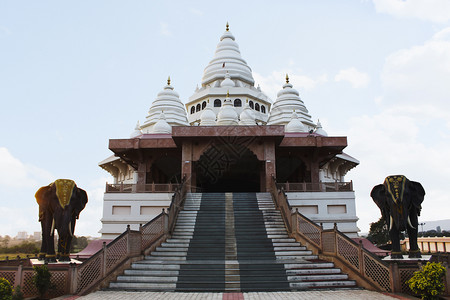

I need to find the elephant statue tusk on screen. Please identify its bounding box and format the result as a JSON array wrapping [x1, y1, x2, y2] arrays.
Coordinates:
[[51, 218, 55, 234], [390, 216, 393, 231], [69, 221, 73, 237], [408, 216, 416, 229]]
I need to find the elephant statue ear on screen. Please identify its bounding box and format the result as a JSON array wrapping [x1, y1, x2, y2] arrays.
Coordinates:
[[74, 188, 88, 219], [370, 184, 388, 220], [410, 181, 425, 216]]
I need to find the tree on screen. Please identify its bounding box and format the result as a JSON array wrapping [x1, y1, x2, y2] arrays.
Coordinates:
[[70, 236, 89, 253], [367, 217, 390, 245]]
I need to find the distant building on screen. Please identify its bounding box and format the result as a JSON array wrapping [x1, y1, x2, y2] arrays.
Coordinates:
[[402, 237, 450, 253], [32, 232, 41, 240], [98, 24, 360, 239], [16, 231, 27, 240]]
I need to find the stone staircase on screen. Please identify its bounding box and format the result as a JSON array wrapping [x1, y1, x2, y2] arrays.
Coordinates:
[[109, 192, 356, 291]]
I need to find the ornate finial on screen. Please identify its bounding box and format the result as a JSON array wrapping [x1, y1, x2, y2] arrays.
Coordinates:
[[226, 22, 229, 31], [227, 90, 230, 98], [167, 76, 171, 85], [286, 74, 289, 84]]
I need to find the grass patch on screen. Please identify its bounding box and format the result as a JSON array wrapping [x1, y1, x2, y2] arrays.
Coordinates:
[[0, 253, 38, 260]]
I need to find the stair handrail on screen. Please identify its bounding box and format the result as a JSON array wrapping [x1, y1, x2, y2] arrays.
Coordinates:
[[167, 175, 187, 235], [71, 210, 168, 295], [270, 175, 397, 292], [269, 175, 292, 233]]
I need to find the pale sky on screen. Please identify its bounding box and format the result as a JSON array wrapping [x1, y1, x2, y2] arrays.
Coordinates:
[[1, 1, 450, 237]]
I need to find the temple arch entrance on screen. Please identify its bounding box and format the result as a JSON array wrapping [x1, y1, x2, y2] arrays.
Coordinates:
[[194, 144, 261, 192], [276, 156, 310, 183]]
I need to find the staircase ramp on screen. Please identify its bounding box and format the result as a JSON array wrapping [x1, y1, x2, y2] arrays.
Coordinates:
[[109, 192, 356, 292]]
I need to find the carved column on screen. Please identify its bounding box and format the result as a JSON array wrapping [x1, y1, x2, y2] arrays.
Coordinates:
[[264, 139, 276, 192], [182, 141, 193, 191], [136, 161, 146, 192]]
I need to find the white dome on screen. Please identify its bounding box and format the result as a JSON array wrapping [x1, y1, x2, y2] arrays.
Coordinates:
[[217, 93, 238, 125], [285, 111, 307, 133], [130, 121, 143, 138], [221, 71, 235, 87], [314, 119, 328, 136], [200, 100, 216, 126], [267, 75, 314, 127], [152, 111, 172, 134], [239, 100, 256, 125], [201, 24, 254, 86], [141, 78, 188, 133]]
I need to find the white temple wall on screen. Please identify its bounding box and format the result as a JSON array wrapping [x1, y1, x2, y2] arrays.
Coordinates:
[[287, 191, 360, 237], [99, 192, 172, 239]]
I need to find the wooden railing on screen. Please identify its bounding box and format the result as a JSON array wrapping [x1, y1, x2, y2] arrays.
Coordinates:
[[270, 176, 292, 233], [0, 178, 187, 297], [269, 176, 449, 295], [105, 183, 180, 193], [167, 176, 187, 234], [276, 181, 353, 192]]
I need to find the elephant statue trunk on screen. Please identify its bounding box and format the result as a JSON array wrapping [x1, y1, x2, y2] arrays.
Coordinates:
[[371, 175, 425, 259], [35, 179, 88, 262]]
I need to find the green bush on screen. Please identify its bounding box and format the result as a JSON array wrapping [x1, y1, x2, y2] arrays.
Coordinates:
[[407, 262, 446, 300], [32, 265, 52, 299], [0, 277, 13, 300], [11, 285, 23, 300]]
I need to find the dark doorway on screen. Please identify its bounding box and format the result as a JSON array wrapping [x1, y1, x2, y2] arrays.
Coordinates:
[[276, 156, 310, 183], [195, 144, 260, 192], [147, 156, 182, 184]]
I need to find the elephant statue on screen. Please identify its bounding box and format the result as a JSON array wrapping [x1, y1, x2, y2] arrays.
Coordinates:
[[35, 179, 88, 262], [370, 175, 425, 259]]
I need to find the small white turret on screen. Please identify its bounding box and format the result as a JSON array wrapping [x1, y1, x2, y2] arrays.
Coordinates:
[[200, 100, 217, 126], [314, 119, 328, 136], [130, 121, 143, 138], [285, 110, 307, 133], [217, 91, 238, 125], [152, 111, 172, 134], [221, 71, 235, 88], [239, 99, 256, 125]]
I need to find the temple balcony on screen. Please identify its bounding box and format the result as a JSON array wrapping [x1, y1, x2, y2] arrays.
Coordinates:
[[277, 181, 353, 193], [105, 183, 179, 193]]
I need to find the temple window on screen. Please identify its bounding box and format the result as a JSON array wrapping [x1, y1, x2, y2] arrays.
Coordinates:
[[249, 101, 254, 109], [214, 99, 222, 107], [255, 103, 260, 111], [190, 106, 195, 114], [261, 105, 266, 113], [196, 104, 201, 112], [202, 101, 207, 110], [234, 99, 242, 107]]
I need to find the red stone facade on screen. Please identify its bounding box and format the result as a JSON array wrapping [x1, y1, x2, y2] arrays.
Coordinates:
[[108, 125, 347, 193]]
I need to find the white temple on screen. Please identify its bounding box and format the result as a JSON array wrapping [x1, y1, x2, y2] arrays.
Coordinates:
[[99, 24, 360, 239]]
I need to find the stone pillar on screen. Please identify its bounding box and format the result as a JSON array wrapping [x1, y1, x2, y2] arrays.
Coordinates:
[[136, 161, 146, 192], [264, 140, 276, 192], [182, 141, 193, 191]]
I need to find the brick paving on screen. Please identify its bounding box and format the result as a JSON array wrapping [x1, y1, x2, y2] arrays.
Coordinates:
[[57, 290, 413, 300]]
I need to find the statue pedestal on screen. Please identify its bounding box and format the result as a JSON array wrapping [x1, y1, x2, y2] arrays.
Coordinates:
[[383, 255, 432, 262], [30, 258, 83, 266]]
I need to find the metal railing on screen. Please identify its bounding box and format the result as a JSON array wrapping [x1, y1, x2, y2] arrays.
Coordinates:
[[105, 183, 180, 193], [276, 181, 353, 192], [269, 176, 449, 295], [1, 178, 187, 297]]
